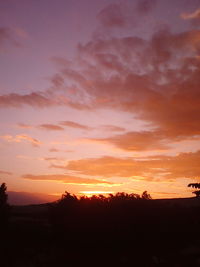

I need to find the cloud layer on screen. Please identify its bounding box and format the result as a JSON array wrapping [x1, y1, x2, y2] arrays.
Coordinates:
[[23, 174, 118, 186], [51, 150, 200, 181], [1, 27, 200, 147]]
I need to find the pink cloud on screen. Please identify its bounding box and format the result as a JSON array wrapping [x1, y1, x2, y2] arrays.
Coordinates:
[[0, 92, 54, 108], [60, 120, 91, 130], [97, 3, 126, 28], [0, 170, 12, 175], [136, 0, 157, 14], [99, 125, 126, 132], [0, 91, 91, 110], [17, 123, 33, 129], [1, 22, 200, 149], [0, 27, 21, 50], [39, 124, 64, 131], [75, 29, 200, 141], [0, 134, 41, 147], [49, 148, 60, 152]]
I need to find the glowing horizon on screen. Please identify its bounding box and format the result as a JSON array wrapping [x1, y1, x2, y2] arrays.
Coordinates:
[[79, 191, 115, 196]]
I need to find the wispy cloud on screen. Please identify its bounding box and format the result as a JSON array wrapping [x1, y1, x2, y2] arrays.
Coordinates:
[[49, 148, 60, 152], [39, 124, 64, 131], [22, 174, 119, 186], [0, 134, 41, 147], [99, 125, 126, 132], [41, 157, 63, 162], [0, 92, 54, 108], [0, 91, 90, 109], [181, 8, 200, 20], [18, 123, 64, 131], [0, 27, 21, 50], [60, 120, 92, 130], [17, 123, 33, 129], [0, 170, 12, 175]]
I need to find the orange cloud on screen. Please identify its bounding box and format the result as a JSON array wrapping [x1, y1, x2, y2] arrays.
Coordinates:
[[22, 174, 118, 186], [76, 29, 200, 142], [50, 151, 200, 182], [52, 156, 149, 178], [90, 131, 169, 151]]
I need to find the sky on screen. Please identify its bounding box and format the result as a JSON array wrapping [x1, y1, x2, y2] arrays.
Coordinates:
[[1, 0, 200, 203]]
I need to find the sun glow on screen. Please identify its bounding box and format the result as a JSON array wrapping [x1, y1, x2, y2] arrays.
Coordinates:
[[80, 191, 114, 196]]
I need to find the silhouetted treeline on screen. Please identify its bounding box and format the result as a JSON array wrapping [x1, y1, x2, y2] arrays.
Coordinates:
[[47, 191, 200, 266], [1, 189, 200, 266], [49, 191, 152, 240], [48, 191, 198, 239]]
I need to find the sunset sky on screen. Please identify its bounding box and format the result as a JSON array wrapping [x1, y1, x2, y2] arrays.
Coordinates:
[[1, 0, 200, 202]]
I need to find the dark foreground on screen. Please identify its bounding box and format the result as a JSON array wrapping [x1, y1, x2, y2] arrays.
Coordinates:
[[1, 193, 200, 267]]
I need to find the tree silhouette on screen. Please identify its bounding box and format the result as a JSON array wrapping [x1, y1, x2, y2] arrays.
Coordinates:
[[0, 183, 8, 203], [141, 190, 152, 200], [0, 183, 10, 225], [188, 183, 200, 197]]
